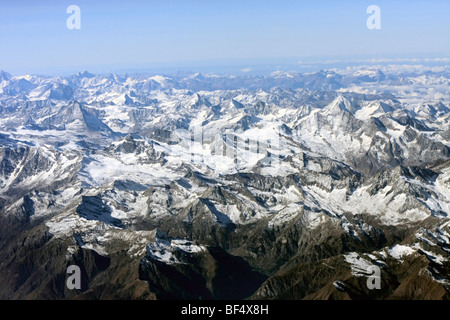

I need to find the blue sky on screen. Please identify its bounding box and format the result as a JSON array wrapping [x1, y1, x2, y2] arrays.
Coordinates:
[[1, 0, 449, 75]]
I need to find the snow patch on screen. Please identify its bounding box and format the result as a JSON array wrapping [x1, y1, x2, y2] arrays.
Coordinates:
[[387, 244, 416, 260]]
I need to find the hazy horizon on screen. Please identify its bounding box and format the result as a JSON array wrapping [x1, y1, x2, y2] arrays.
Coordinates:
[[1, 54, 450, 78], [1, 1, 449, 75]]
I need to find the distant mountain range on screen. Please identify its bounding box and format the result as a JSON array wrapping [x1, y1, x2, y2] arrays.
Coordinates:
[[0, 66, 449, 299]]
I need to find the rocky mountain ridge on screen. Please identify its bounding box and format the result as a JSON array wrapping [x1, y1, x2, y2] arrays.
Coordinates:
[[0, 67, 449, 299]]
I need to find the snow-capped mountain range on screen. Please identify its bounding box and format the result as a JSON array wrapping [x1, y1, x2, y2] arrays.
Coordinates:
[[0, 66, 449, 299]]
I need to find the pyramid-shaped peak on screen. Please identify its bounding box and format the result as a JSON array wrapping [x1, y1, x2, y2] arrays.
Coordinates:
[[190, 93, 210, 107], [122, 134, 135, 142], [64, 101, 85, 120], [326, 95, 363, 114], [324, 95, 351, 113], [229, 98, 245, 109]]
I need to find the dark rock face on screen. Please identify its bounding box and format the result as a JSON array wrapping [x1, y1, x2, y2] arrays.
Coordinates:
[[138, 231, 266, 299], [76, 195, 124, 228]]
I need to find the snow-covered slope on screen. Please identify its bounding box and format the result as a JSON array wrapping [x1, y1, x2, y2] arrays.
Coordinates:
[[0, 65, 449, 300]]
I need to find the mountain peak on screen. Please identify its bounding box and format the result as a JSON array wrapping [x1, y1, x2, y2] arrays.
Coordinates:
[[0, 70, 12, 81], [76, 70, 95, 79], [323, 95, 351, 114], [230, 98, 245, 109], [189, 93, 211, 108], [122, 133, 135, 142]]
